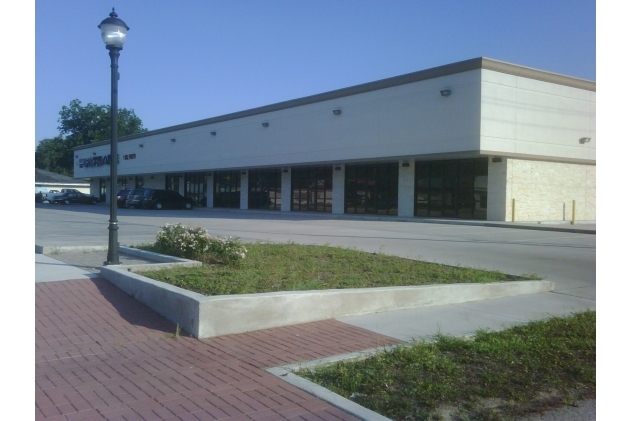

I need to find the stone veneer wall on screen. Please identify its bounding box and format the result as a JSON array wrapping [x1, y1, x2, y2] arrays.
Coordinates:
[[487, 158, 595, 222]]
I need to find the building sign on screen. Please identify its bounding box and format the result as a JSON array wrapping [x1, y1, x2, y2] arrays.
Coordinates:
[[79, 153, 135, 168]]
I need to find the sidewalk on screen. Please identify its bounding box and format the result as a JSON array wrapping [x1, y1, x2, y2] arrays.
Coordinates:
[[35, 249, 596, 420]]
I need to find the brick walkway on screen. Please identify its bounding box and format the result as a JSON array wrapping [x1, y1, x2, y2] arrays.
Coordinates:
[[36, 278, 401, 421]]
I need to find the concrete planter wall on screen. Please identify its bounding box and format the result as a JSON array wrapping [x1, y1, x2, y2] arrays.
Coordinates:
[[100, 248, 554, 339]]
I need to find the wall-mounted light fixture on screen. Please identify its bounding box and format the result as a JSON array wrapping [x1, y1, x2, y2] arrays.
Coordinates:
[[333, 109, 341, 116], [171, 138, 176, 142], [241, 171, 246, 175], [440, 89, 452, 97], [139, 144, 144, 148], [402, 161, 410, 168], [210, 131, 216, 136], [262, 122, 269, 127], [150, 176, 154, 179], [93, 152, 97, 155], [335, 166, 342, 171], [492, 157, 502, 163], [75, 155, 78, 158], [579, 137, 591, 144]]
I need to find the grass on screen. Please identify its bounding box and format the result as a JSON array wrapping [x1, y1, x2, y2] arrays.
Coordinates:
[[136, 242, 538, 296], [297, 311, 596, 421]]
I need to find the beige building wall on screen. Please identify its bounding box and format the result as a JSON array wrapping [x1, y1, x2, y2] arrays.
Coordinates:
[[488, 158, 595, 221]]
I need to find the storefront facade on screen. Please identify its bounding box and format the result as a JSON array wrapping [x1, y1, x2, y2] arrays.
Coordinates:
[[74, 57, 596, 222]]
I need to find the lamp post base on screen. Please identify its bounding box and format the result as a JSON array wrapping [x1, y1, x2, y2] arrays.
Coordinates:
[[106, 220, 120, 265]]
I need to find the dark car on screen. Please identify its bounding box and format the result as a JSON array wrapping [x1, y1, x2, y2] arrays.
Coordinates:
[[116, 189, 131, 208], [51, 191, 100, 205], [125, 189, 146, 208], [140, 189, 194, 210]]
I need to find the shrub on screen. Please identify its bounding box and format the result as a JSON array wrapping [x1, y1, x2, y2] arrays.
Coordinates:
[[154, 223, 247, 264]]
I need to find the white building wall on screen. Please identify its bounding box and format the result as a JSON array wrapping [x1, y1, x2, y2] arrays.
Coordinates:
[[143, 174, 165, 189], [480, 70, 595, 163], [488, 158, 595, 221], [74, 70, 482, 179], [89, 179, 100, 200]]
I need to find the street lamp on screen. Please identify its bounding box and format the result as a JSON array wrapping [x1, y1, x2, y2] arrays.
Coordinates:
[[99, 8, 129, 265]]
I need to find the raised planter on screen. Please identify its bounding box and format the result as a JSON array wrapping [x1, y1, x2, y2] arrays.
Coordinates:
[[100, 249, 554, 339]]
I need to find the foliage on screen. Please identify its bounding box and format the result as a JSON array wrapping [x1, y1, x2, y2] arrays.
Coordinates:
[[153, 223, 247, 264], [137, 242, 537, 296], [57, 99, 147, 147], [298, 311, 596, 421], [35, 136, 73, 177], [35, 99, 147, 175]]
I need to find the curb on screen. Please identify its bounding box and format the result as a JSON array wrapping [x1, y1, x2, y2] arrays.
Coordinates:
[[266, 347, 407, 421], [97, 248, 555, 339]]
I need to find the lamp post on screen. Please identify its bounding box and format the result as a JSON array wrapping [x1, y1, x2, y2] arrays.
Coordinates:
[[99, 8, 129, 265]]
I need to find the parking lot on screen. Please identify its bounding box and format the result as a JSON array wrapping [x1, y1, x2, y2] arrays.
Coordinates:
[[35, 202, 596, 300]]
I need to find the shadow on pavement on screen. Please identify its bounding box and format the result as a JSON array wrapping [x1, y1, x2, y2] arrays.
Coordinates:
[[90, 277, 179, 335]]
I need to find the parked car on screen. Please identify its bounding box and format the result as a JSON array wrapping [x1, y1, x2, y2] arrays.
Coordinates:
[[117, 189, 131, 208], [43, 189, 60, 202], [140, 189, 195, 210], [124, 189, 146, 208], [45, 189, 91, 203], [51, 191, 100, 205]]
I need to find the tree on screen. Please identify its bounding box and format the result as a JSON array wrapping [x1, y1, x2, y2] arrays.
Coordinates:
[[35, 137, 72, 177], [35, 99, 148, 175]]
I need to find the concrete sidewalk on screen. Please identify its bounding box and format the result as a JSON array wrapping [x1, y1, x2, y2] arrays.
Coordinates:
[[35, 247, 595, 421]]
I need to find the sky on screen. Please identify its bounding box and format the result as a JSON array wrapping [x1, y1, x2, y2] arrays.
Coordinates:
[[34, 0, 597, 146]]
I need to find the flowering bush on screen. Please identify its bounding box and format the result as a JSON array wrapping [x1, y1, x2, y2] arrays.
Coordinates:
[[154, 223, 247, 264]]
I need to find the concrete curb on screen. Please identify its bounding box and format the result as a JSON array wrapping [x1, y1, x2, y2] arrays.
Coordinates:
[[267, 366, 392, 421], [35, 244, 108, 254], [266, 347, 406, 421], [97, 248, 555, 338]]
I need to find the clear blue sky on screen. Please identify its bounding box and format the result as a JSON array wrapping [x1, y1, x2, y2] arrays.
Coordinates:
[[35, 0, 595, 146]]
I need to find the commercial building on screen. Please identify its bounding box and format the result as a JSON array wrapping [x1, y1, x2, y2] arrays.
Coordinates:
[[74, 57, 595, 222]]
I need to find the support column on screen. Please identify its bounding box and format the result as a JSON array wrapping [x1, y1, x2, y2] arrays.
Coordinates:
[[206, 173, 213, 207], [178, 176, 185, 195], [281, 168, 292, 211], [332, 164, 345, 215], [398, 160, 415, 217], [240, 171, 249, 210]]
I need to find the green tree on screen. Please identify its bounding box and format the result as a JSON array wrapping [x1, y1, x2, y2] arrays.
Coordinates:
[[35, 137, 72, 177], [35, 99, 148, 175]]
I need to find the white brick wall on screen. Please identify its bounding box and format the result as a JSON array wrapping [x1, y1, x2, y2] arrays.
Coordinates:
[[488, 158, 595, 221]]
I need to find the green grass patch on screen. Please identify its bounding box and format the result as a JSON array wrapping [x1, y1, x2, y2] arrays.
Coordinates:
[[136, 242, 538, 296], [297, 311, 596, 421]]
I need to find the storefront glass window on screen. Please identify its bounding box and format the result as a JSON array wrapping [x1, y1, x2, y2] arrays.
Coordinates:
[[213, 171, 240, 208], [184, 173, 207, 206], [249, 169, 281, 210], [291, 167, 332, 212], [345, 163, 398, 215], [165, 175, 180, 193], [415, 158, 488, 220]]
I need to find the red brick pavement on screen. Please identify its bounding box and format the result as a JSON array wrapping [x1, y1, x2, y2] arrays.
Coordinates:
[[36, 278, 402, 420]]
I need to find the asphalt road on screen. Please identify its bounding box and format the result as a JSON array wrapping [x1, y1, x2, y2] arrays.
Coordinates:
[[35, 203, 596, 300]]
